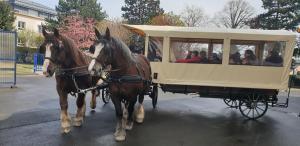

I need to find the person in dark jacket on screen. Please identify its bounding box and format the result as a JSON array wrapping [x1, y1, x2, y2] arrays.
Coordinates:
[[229, 46, 242, 65], [209, 53, 222, 64], [264, 50, 283, 66], [199, 50, 209, 63]]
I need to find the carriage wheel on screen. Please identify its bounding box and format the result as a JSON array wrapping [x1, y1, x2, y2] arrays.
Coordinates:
[[101, 88, 110, 104], [239, 94, 268, 120], [150, 85, 158, 108], [223, 97, 238, 108]]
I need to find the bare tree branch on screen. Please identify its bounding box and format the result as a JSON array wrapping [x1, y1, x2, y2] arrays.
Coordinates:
[[212, 0, 255, 28], [180, 5, 208, 27]]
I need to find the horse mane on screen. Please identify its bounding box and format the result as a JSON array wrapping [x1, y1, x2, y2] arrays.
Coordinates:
[[60, 35, 89, 66], [111, 37, 134, 63]]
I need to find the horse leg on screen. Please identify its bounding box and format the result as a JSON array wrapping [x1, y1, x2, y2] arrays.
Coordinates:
[[111, 96, 126, 141], [90, 89, 97, 110], [73, 93, 86, 127], [58, 90, 71, 134], [126, 97, 137, 130], [135, 94, 145, 123]]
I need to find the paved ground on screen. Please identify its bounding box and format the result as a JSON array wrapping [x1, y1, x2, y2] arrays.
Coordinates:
[[0, 76, 300, 146]]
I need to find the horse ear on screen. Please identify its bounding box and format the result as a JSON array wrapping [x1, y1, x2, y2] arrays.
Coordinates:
[[42, 26, 48, 37], [94, 27, 102, 40], [105, 27, 111, 40], [53, 28, 60, 38]]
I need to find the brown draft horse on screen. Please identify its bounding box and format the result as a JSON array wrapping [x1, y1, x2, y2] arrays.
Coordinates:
[[88, 28, 152, 141], [40, 27, 99, 133]]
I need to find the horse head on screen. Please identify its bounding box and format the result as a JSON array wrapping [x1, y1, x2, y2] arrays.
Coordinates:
[[88, 27, 113, 76], [40, 27, 75, 77]]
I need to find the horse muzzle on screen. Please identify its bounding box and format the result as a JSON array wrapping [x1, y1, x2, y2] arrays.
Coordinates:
[[88, 59, 102, 76], [42, 59, 54, 77]]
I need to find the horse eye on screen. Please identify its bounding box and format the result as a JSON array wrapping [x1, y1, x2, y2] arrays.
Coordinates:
[[89, 45, 95, 54]]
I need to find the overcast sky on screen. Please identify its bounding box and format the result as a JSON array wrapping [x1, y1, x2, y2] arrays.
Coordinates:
[[31, 0, 264, 19]]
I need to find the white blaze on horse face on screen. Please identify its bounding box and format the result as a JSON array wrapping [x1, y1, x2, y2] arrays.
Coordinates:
[[93, 43, 104, 58], [45, 43, 52, 58], [88, 59, 96, 72], [42, 43, 52, 75], [88, 43, 104, 73]]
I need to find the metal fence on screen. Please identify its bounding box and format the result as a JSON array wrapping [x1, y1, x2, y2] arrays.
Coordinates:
[[33, 53, 44, 73], [0, 30, 17, 87]]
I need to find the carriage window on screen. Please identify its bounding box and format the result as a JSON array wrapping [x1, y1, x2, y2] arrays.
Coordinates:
[[229, 40, 285, 67], [148, 37, 163, 62], [170, 38, 223, 64]]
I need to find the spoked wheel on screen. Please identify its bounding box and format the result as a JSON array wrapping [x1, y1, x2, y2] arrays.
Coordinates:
[[150, 85, 158, 108], [101, 88, 110, 104], [239, 94, 268, 120], [223, 97, 238, 108]]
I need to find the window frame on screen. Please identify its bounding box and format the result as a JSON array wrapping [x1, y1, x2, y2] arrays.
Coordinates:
[[18, 21, 26, 30], [169, 37, 224, 64], [229, 39, 286, 67]]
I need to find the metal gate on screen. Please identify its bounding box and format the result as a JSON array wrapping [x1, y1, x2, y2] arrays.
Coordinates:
[[0, 31, 17, 87], [33, 53, 44, 73]]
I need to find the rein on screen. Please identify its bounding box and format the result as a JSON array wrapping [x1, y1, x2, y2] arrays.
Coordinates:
[[55, 65, 90, 76]]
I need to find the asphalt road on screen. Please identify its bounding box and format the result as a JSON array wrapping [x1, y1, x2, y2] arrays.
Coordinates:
[[0, 76, 300, 146]]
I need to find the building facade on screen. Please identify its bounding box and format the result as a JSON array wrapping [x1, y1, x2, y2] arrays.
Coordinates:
[[6, 0, 56, 33]]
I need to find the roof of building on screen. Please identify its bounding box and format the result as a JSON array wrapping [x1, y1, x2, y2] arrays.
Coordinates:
[[123, 25, 296, 37], [10, 0, 56, 15]]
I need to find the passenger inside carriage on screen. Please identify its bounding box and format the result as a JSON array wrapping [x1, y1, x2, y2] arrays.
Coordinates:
[[242, 49, 258, 65], [209, 53, 222, 64], [264, 43, 283, 66], [176, 50, 201, 63], [229, 46, 242, 65], [185, 51, 192, 59], [199, 50, 209, 63]]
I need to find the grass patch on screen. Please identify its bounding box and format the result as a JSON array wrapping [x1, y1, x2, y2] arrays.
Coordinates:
[[0, 62, 34, 76], [17, 64, 34, 75]]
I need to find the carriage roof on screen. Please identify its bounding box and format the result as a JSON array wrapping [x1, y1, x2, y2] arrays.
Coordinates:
[[123, 24, 296, 37]]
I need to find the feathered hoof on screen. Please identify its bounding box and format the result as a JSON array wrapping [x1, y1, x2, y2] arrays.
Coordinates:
[[61, 126, 71, 134], [115, 134, 126, 142], [60, 117, 71, 134], [114, 128, 126, 142], [73, 118, 83, 127], [125, 121, 133, 130], [135, 117, 144, 124], [135, 104, 144, 124]]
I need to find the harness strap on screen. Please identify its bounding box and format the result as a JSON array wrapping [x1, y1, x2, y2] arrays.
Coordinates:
[[55, 65, 90, 76], [108, 75, 151, 84]]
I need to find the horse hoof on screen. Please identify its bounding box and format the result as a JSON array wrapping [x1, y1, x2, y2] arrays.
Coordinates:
[[135, 118, 144, 124], [73, 118, 83, 127], [61, 127, 71, 134], [115, 135, 126, 142], [125, 121, 133, 130]]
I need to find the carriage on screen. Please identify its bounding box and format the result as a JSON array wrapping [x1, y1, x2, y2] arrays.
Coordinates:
[[123, 24, 296, 120]]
